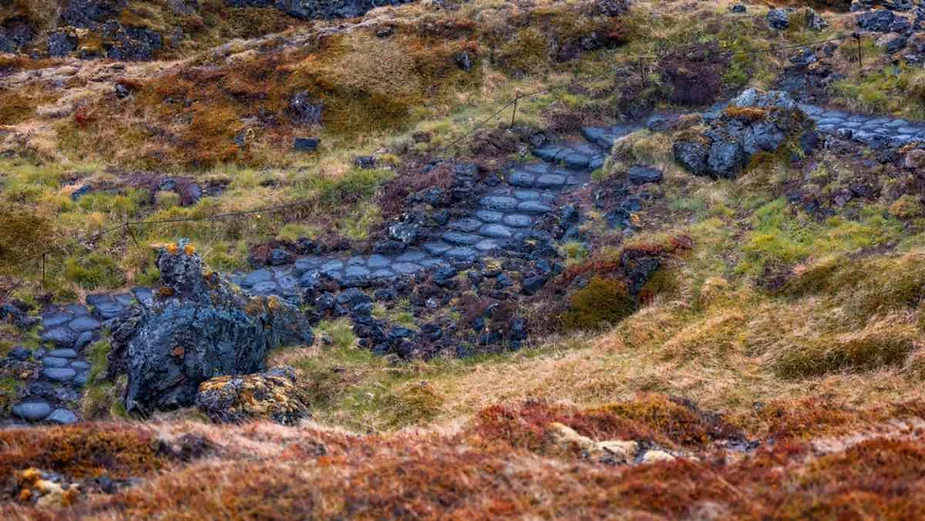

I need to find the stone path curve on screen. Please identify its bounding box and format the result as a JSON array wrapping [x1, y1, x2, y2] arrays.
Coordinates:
[[7, 101, 924, 425]]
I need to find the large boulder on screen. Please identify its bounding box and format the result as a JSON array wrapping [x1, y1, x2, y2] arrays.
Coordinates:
[[195, 366, 309, 424], [110, 243, 313, 415], [672, 89, 817, 179]]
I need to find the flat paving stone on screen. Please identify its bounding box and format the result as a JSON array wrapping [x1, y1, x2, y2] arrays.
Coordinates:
[[113, 294, 134, 306], [75, 331, 94, 350], [251, 281, 280, 295], [536, 174, 566, 188], [321, 260, 344, 273], [69, 316, 101, 332], [371, 268, 397, 280], [47, 348, 78, 358], [474, 210, 503, 223], [12, 401, 51, 422], [507, 171, 536, 187], [396, 251, 428, 262], [277, 274, 299, 293], [295, 256, 324, 271], [41, 312, 72, 328], [533, 145, 563, 162], [47, 409, 78, 425], [480, 224, 514, 239], [474, 239, 502, 252], [392, 262, 422, 275], [41, 327, 76, 348], [242, 269, 273, 288], [422, 241, 453, 254], [442, 231, 482, 245], [480, 196, 519, 212], [419, 258, 448, 269], [64, 304, 89, 316], [346, 256, 366, 266], [367, 254, 392, 269], [518, 201, 554, 214], [513, 190, 540, 201], [70, 361, 91, 371], [42, 367, 77, 382], [502, 214, 533, 228], [444, 246, 478, 262], [133, 288, 154, 307], [562, 152, 591, 170], [42, 357, 70, 368], [344, 265, 371, 278], [449, 218, 483, 232]]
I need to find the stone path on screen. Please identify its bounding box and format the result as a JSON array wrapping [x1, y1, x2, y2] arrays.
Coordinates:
[[799, 104, 925, 149], [226, 133, 637, 304], [7, 100, 923, 425]]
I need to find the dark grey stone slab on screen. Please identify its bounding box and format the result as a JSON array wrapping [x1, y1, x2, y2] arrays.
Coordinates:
[[449, 218, 483, 233], [47, 408, 78, 424], [69, 316, 101, 332], [480, 196, 519, 212], [536, 173, 566, 188], [444, 246, 478, 262], [42, 357, 70, 368], [480, 224, 514, 239], [70, 360, 91, 371], [242, 269, 273, 288], [41, 312, 72, 328], [442, 231, 482, 245], [367, 254, 392, 269], [507, 171, 536, 187], [518, 201, 553, 214], [513, 190, 540, 201], [502, 214, 533, 227], [321, 259, 344, 273], [474, 210, 503, 223], [422, 241, 453, 254], [47, 348, 78, 358], [41, 327, 76, 348], [474, 239, 501, 252], [392, 262, 422, 275], [12, 401, 51, 422], [42, 367, 77, 382], [396, 251, 428, 262]]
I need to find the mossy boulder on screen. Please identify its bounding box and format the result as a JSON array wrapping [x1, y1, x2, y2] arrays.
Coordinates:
[[195, 366, 309, 424], [672, 89, 819, 179]]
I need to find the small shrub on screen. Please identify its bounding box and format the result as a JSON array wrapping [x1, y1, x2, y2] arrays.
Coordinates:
[[888, 194, 924, 219], [64, 252, 125, 290], [378, 381, 443, 429], [0, 205, 54, 273], [561, 277, 637, 330]]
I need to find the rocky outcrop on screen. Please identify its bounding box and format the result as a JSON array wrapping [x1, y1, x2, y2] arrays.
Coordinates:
[[274, 0, 415, 20], [195, 366, 309, 424], [110, 242, 313, 415], [672, 89, 818, 179]]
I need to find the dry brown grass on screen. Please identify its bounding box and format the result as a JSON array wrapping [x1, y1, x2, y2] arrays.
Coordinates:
[[1, 397, 923, 520]]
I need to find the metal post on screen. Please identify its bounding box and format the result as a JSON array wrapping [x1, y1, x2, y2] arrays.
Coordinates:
[[855, 33, 862, 68], [41, 253, 46, 282], [639, 60, 647, 89], [510, 97, 518, 128]]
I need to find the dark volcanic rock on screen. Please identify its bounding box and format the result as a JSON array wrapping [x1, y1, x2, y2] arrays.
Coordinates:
[[62, 0, 128, 28], [767, 8, 790, 30], [110, 243, 313, 415], [672, 89, 813, 179], [273, 0, 415, 20]]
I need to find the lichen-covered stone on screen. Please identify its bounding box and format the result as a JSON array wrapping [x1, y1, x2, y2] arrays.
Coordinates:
[[195, 366, 309, 424]]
